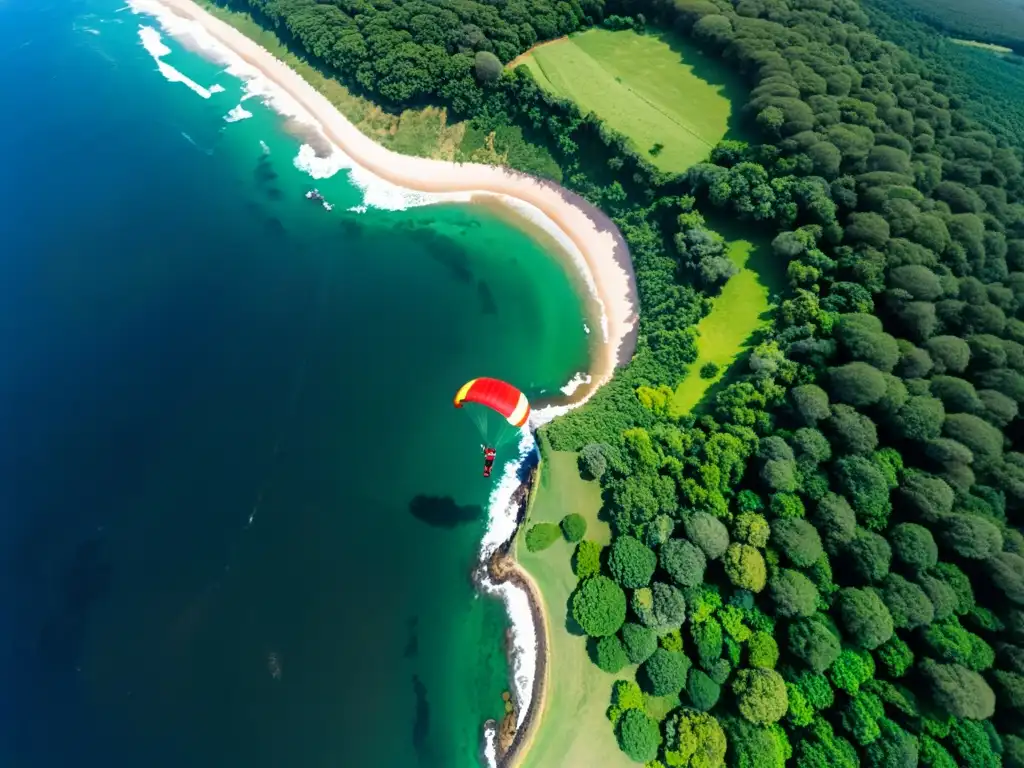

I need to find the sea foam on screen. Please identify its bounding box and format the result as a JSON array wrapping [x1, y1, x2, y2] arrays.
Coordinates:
[[223, 104, 252, 123], [137, 25, 219, 99]]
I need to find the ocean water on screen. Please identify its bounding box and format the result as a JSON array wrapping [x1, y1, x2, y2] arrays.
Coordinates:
[[0, 2, 591, 766]]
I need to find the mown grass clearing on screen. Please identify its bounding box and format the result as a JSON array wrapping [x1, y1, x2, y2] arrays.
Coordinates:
[[515, 438, 634, 768], [952, 38, 1015, 54], [671, 229, 781, 416], [512, 28, 744, 174]]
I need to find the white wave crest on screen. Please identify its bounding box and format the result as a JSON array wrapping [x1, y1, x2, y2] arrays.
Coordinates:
[[210, 83, 225, 94], [259, 140, 270, 154], [137, 25, 217, 99], [560, 372, 591, 396], [476, 428, 539, 731], [224, 104, 252, 123]]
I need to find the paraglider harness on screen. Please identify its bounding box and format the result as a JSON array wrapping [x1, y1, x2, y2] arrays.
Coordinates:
[[483, 447, 497, 478]]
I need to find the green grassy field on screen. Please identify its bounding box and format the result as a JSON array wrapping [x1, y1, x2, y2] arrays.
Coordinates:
[[515, 439, 635, 768], [670, 232, 779, 415], [512, 28, 745, 174]]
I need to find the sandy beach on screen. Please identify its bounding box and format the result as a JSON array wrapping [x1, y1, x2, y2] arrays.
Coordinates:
[[127, 0, 639, 763]]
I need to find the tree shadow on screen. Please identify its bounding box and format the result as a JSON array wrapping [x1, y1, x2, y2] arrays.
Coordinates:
[[565, 593, 586, 636], [409, 495, 483, 528], [651, 28, 753, 145]]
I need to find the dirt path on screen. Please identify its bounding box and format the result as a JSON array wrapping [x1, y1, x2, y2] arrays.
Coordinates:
[[506, 35, 568, 69]]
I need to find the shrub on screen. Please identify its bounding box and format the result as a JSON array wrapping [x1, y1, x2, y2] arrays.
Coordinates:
[[616, 708, 662, 763], [663, 710, 727, 768], [880, 573, 935, 630], [621, 622, 658, 665], [722, 716, 790, 768], [574, 540, 602, 579], [890, 523, 938, 572], [572, 576, 627, 637], [642, 648, 691, 696], [578, 443, 611, 479], [724, 543, 768, 592], [893, 395, 946, 441], [926, 335, 971, 374], [793, 427, 832, 463], [771, 518, 823, 568], [633, 582, 687, 633], [792, 670, 835, 711], [789, 618, 842, 673], [864, 718, 919, 768], [769, 569, 819, 618], [830, 362, 888, 406], [594, 634, 630, 673], [687, 668, 722, 711], [828, 403, 880, 455], [700, 361, 721, 379], [844, 528, 892, 583], [525, 523, 561, 551], [706, 657, 732, 686], [943, 413, 1005, 459], [836, 587, 894, 649], [931, 562, 975, 614], [948, 719, 1002, 768], [609, 535, 657, 588], [840, 690, 884, 745], [692, 617, 724, 665], [987, 551, 1024, 605], [748, 631, 780, 669], [735, 512, 771, 547], [919, 660, 996, 719], [770, 491, 806, 519], [993, 670, 1024, 712], [876, 635, 914, 678], [898, 471, 954, 522], [813, 493, 857, 552], [940, 514, 1003, 560], [917, 572, 958, 620], [661, 538, 707, 588], [647, 514, 676, 548], [473, 50, 502, 82], [1005, 735, 1024, 768], [921, 618, 994, 671], [786, 684, 814, 727], [835, 456, 891, 531], [829, 648, 875, 695], [792, 384, 831, 424], [733, 668, 789, 725], [685, 512, 731, 560], [560, 513, 587, 542]]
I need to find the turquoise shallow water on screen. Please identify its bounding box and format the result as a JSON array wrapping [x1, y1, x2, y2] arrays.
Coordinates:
[[0, 2, 590, 766]]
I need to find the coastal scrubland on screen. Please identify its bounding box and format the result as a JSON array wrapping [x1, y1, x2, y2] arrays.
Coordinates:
[[511, 29, 742, 173], [197, 0, 1024, 765]]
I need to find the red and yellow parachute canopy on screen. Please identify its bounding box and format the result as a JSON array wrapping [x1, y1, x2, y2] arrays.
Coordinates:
[[453, 378, 530, 427]]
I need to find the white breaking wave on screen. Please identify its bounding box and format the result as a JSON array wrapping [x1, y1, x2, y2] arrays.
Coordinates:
[[210, 83, 225, 94], [259, 140, 270, 154], [129, 0, 474, 213], [560, 372, 592, 397], [583, 321, 591, 334], [348, 204, 368, 214], [137, 25, 218, 99], [224, 104, 252, 123]]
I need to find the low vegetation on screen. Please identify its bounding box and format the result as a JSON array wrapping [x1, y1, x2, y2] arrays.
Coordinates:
[[512, 28, 743, 173]]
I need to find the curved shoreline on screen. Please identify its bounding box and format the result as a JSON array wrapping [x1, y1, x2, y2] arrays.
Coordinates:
[[125, 1, 639, 764]]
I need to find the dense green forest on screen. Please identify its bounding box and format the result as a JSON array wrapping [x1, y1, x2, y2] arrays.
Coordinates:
[[226, 0, 1024, 764], [863, 0, 1024, 55], [861, 0, 1024, 149]]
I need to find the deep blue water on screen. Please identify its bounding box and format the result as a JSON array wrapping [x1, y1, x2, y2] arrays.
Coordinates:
[[0, 2, 591, 766]]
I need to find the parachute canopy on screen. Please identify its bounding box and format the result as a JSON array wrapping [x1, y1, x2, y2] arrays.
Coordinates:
[[453, 377, 530, 427]]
